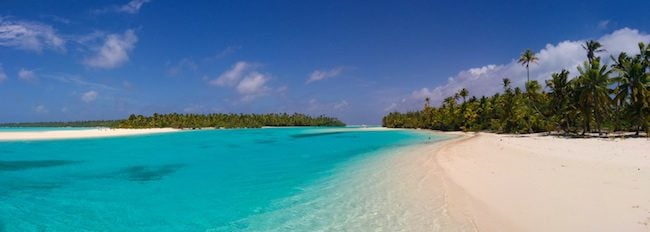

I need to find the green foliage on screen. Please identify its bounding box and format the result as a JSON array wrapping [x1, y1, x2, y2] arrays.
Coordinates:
[[383, 42, 650, 136], [116, 113, 345, 129]]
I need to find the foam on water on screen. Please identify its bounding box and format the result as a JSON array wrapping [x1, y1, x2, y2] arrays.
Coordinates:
[[0, 127, 467, 231]]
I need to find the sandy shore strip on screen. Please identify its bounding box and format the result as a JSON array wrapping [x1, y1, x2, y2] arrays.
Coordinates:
[[435, 132, 650, 231], [0, 128, 180, 141]]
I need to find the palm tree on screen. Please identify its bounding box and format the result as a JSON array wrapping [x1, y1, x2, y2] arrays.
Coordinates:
[[546, 70, 571, 132], [576, 59, 612, 135], [443, 96, 456, 109], [611, 46, 650, 135], [518, 49, 539, 82], [525, 80, 542, 98], [582, 40, 605, 64], [459, 88, 469, 103], [502, 78, 512, 90]]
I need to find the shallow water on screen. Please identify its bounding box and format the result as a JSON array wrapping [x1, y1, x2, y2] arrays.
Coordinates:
[[0, 127, 462, 231]]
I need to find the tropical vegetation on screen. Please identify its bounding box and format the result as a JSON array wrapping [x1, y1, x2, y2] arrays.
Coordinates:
[[116, 113, 345, 128], [383, 40, 650, 137], [0, 113, 345, 129]]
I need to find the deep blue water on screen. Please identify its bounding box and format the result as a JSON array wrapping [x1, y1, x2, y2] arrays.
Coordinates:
[[0, 127, 440, 231]]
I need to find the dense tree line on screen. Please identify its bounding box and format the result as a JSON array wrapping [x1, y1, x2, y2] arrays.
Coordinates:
[[116, 113, 345, 129], [383, 41, 650, 136], [0, 113, 345, 129], [0, 120, 121, 128]]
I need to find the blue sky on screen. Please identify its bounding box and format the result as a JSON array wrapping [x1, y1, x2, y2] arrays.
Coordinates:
[[1, 0, 650, 124]]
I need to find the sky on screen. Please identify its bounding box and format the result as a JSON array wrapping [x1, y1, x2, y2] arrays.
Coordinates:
[[1, 0, 650, 124]]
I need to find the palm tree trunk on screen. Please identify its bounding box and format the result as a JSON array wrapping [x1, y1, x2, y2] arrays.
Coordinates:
[[565, 119, 570, 134]]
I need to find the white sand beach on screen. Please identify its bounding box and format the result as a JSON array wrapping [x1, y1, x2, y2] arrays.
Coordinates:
[[0, 128, 179, 141], [435, 132, 650, 231]]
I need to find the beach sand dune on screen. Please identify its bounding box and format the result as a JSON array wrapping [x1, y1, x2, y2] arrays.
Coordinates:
[[0, 128, 179, 141], [437, 133, 650, 231]]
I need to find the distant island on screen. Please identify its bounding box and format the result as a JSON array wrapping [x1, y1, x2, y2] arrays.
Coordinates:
[[0, 113, 345, 129], [383, 40, 649, 137]]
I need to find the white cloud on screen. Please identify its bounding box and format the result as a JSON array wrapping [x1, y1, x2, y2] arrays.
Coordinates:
[[84, 29, 138, 69], [307, 67, 344, 83], [236, 72, 269, 94], [0, 65, 7, 83], [237, 72, 270, 101], [333, 100, 349, 110], [210, 61, 273, 101], [34, 104, 48, 114], [598, 28, 650, 56], [118, 0, 151, 14], [0, 18, 65, 52], [410, 88, 434, 100], [18, 68, 37, 82], [403, 27, 650, 109], [81, 90, 98, 103], [210, 61, 252, 86]]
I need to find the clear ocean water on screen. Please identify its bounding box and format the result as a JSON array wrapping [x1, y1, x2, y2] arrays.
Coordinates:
[[0, 127, 455, 231]]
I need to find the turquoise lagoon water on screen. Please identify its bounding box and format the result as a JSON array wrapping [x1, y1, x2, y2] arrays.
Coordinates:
[[0, 127, 460, 231]]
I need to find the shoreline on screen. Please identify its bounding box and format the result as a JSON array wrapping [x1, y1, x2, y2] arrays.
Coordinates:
[[0, 128, 180, 141], [0, 126, 397, 142], [429, 131, 650, 231]]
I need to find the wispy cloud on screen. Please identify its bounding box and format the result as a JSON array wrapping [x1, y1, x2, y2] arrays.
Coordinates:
[[95, 0, 151, 14], [43, 73, 118, 91], [598, 20, 610, 30], [209, 61, 273, 101], [0, 17, 65, 52], [18, 68, 37, 82], [81, 90, 98, 103], [118, 0, 151, 14], [307, 99, 350, 114], [210, 61, 254, 86], [306, 67, 344, 83], [84, 29, 138, 69], [166, 58, 198, 77], [400, 27, 650, 111], [212, 45, 241, 59], [33, 104, 48, 114], [333, 100, 349, 110]]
